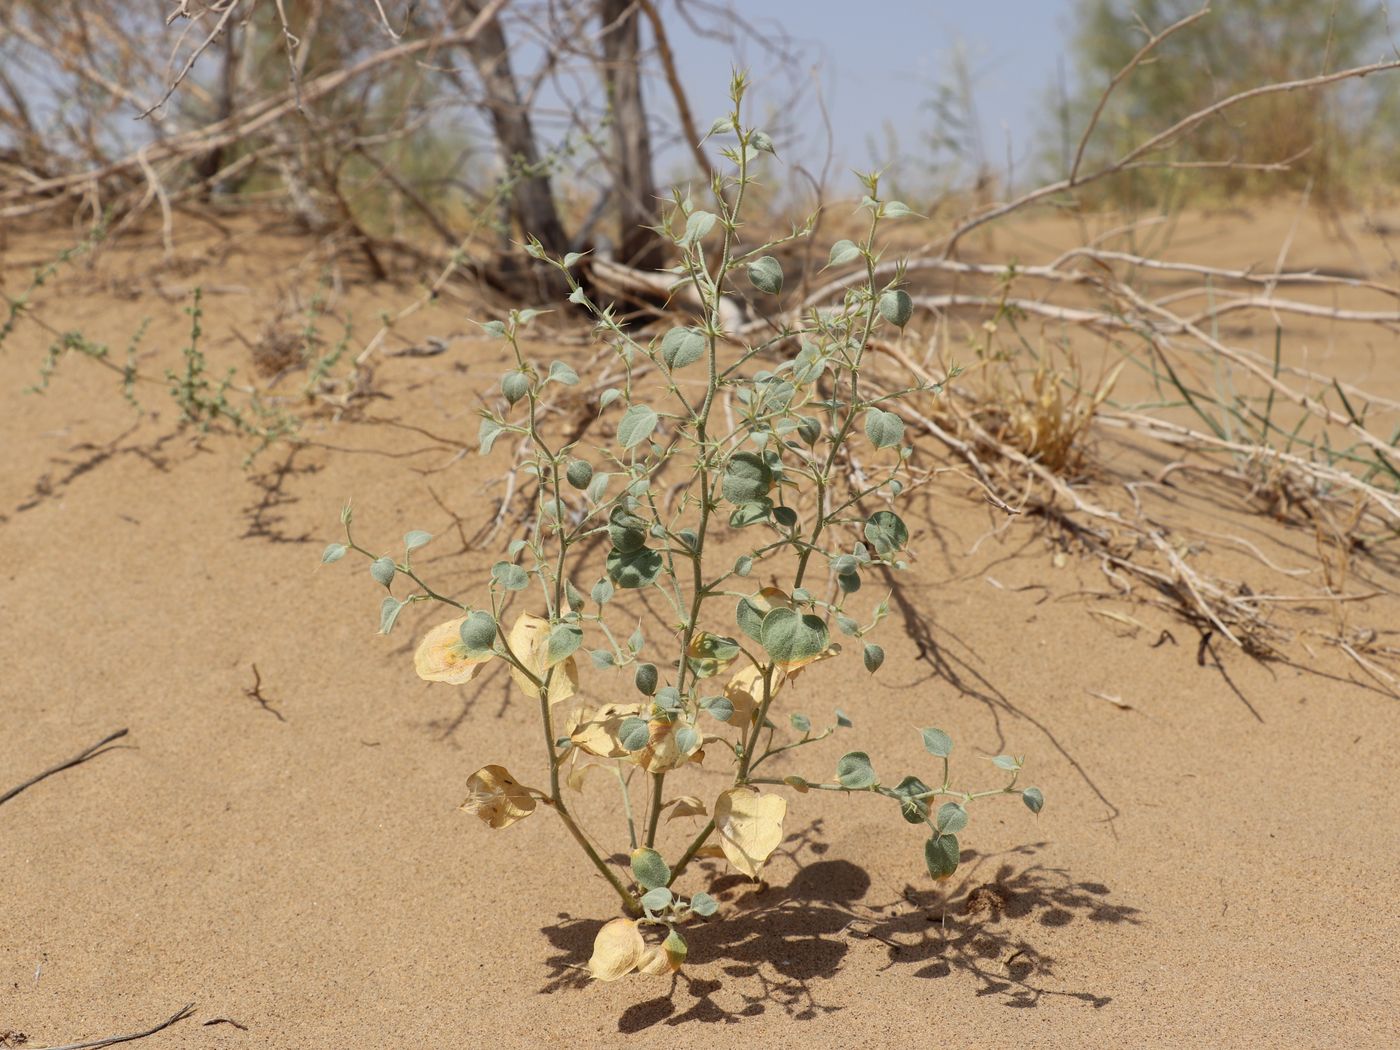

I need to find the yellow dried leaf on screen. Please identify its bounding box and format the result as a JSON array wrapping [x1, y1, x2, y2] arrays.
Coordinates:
[[781, 641, 842, 677], [459, 764, 537, 829], [753, 587, 794, 615], [507, 613, 578, 704], [636, 718, 703, 773], [569, 703, 643, 758], [587, 918, 645, 982], [636, 944, 672, 976], [565, 761, 605, 793], [783, 775, 810, 793], [664, 795, 708, 821], [724, 663, 785, 725], [413, 617, 493, 684], [687, 631, 740, 679], [637, 933, 686, 975], [714, 786, 787, 879], [693, 844, 726, 859]]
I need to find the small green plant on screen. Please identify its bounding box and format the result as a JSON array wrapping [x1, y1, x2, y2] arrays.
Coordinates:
[[324, 76, 1041, 982]]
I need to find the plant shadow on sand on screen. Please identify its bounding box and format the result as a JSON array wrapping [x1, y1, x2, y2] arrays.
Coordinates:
[[538, 821, 1137, 1031]]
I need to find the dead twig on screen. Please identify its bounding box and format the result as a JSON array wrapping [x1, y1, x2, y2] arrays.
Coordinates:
[[29, 1002, 193, 1050], [0, 728, 130, 808]]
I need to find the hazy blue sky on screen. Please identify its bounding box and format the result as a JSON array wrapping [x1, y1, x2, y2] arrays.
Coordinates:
[[662, 1, 1075, 190]]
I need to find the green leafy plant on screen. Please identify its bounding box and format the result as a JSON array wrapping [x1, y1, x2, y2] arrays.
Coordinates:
[[325, 76, 1041, 982]]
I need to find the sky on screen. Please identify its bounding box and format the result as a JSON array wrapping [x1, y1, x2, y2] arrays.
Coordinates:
[[661, 1, 1076, 193]]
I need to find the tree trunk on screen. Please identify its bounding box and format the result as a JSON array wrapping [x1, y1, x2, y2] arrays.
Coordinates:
[[455, 0, 569, 258], [598, 0, 663, 269]]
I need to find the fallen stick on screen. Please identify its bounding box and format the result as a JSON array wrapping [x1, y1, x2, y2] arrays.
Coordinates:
[[31, 1003, 194, 1050], [0, 728, 130, 808]]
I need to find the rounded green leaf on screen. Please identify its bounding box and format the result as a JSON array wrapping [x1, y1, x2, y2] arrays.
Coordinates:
[[591, 578, 614, 605], [836, 751, 877, 789], [703, 696, 735, 722], [565, 458, 593, 489], [1022, 787, 1045, 814], [722, 452, 773, 505], [747, 255, 784, 295], [892, 775, 931, 824], [547, 624, 583, 666], [660, 327, 706, 370], [864, 409, 905, 450], [734, 555, 754, 577], [491, 561, 529, 591], [630, 847, 671, 890], [936, 802, 968, 835], [681, 210, 717, 246], [759, 608, 829, 665], [924, 833, 960, 880], [878, 288, 914, 328], [641, 886, 673, 912], [548, 360, 579, 386], [378, 596, 406, 635], [689, 891, 718, 917], [674, 725, 700, 754], [459, 611, 498, 655], [606, 547, 663, 589], [321, 543, 347, 564], [370, 557, 396, 588], [864, 510, 909, 555], [608, 506, 649, 553], [828, 239, 861, 267], [617, 404, 659, 450], [728, 500, 772, 528], [862, 643, 885, 673], [586, 473, 610, 503], [619, 717, 651, 752], [477, 416, 504, 455], [634, 662, 659, 696], [921, 727, 954, 757], [404, 530, 432, 553], [501, 371, 529, 404], [796, 415, 822, 445]]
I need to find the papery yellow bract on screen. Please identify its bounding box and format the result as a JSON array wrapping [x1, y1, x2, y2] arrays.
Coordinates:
[[459, 764, 537, 829], [414, 617, 494, 684], [636, 718, 703, 773], [568, 703, 643, 758], [782, 641, 842, 677], [587, 917, 646, 981], [714, 786, 787, 878], [507, 613, 578, 703], [636, 944, 672, 975], [686, 631, 740, 679], [723, 662, 785, 725], [663, 795, 708, 821]]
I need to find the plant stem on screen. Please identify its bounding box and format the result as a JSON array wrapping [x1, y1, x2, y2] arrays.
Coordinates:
[[667, 818, 716, 886], [615, 763, 638, 850]]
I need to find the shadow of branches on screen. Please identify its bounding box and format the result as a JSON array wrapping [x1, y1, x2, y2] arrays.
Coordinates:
[[536, 821, 1137, 1031]]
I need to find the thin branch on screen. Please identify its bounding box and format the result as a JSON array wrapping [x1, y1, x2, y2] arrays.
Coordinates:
[[0, 729, 130, 808], [1068, 5, 1211, 184], [36, 1003, 195, 1050]]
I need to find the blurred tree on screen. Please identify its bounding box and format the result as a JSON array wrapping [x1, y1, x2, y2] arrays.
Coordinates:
[[1057, 0, 1399, 203]]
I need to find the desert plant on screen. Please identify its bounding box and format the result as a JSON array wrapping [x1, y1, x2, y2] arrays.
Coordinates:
[[324, 76, 1042, 982]]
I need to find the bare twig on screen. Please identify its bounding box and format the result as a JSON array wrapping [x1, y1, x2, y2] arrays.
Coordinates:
[[0, 728, 130, 808], [35, 1003, 195, 1050]]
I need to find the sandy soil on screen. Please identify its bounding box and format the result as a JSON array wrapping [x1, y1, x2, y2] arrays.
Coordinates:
[[3, 211, 1399, 1049]]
